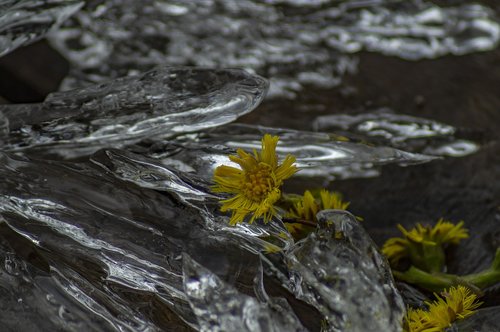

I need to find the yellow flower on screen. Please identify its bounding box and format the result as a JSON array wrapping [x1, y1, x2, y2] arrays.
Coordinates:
[[403, 286, 482, 332], [285, 189, 349, 237], [425, 285, 482, 329], [287, 189, 349, 221], [403, 308, 435, 332], [398, 219, 469, 245], [212, 134, 297, 225], [382, 219, 469, 266], [382, 237, 409, 266]]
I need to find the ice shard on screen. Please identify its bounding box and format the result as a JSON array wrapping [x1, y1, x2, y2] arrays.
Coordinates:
[[183, 254, 306, 332], [0, 0, 83, 57], [0, 67, 268, 158], [313, 109, 480, 157], [283, 210, 405, 331], [138, 123, 436, 181], [48, 0, 500, 97]]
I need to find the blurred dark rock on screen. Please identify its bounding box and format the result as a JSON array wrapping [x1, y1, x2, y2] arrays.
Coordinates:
[[0, 40, 69, 103]]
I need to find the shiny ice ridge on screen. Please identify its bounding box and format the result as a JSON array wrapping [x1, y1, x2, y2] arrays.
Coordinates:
[[183, 254, 306, 332], [0, 151, 299, 331], [140, 123, 436, 182], [0, 145, 409, 331], [280, 210, 405, 331], [312, 109, 480, 157], [0, 0, 83, 57], [48, 0, 500, 97], [0, 66, 268, 159]]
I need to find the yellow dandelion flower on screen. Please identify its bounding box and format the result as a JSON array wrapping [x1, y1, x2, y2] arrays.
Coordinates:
[[428, 219, 469, 245], [382, 237, 409, 266], [382, 219, 469, 266], [285, 189, 350, 237], [288, 190, 319, 222], [424, 285, 482, 330], [287, 189, 349, 222], [403, 286, 482, 332], [403, 307, 435, 332], [319, 189, 350, 211], [212, 134, 297, 225], [397, 220, 469, 246]]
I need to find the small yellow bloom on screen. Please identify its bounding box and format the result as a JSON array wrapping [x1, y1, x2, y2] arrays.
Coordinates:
[[382, 237, 409, 266], [287, 189, 349, 222], [382, 219, 469, 266], [403, 286, 482, 332], [425, 285, 482, 329], [212, 134, 297, 225], [397, 219, 469, 246], [285, 189, 349, 237], [403, 307, 435, 332]]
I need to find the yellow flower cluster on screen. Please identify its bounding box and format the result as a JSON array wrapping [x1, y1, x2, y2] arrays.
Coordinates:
[[382, 219, 469, 266], [212, 134, 297, 225], [404, 285, 482, 332], [285, 189, 350, 237], [287, 189, 349, 222]]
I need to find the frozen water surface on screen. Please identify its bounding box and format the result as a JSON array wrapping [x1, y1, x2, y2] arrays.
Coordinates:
[[46, 0, 500, 97], [0, 63, 418, 329], [0, 0, 497, 331], [0, 66, 268, 158], [0, 0, 83, 57]]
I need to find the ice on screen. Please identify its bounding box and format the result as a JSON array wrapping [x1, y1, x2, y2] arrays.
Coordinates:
[[0, 150, 291, 330], [183, 254, 306, 332], [281, 210, 405, 331], [0, 139, 408, 331], [0, 0, 83, 57], [313, 108, 480, 157], [139, 123, 436, 182], [0, 67, 268, 159], [47, 0, 499, 97]]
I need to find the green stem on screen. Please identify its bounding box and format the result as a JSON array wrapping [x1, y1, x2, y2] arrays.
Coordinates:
[[394, 249, 500, 292], [393, 267, 457, 292], [463, 248, 500, 289]]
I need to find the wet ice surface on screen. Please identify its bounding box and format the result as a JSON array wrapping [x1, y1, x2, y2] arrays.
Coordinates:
[[313, 108, 480, 157], [140, 123, 436, 182], [0, 147, 405, 331], [0, 67, 268, 159], [0, 150, 404, 331], [0, 0, 83, 57], [0, 65, 415, 331], [0, 0, 497, 331], [279, 211, 404, 331], [47, 0, 500, 97]]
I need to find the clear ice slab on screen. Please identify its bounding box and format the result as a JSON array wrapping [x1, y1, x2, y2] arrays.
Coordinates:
[[0, 0, 83, 57], [279, 210, 405, 331], [0, 67, 268, 159], [48, 0, 500, 97], [0, 146, 407, 331], [138, 123, 437, 182], [183, 254, 306, 332], [0, 150, 291, 330], [313, 108, 480, 157]]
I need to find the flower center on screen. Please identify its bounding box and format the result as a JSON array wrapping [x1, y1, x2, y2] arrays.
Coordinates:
[[242, 163, 274, 201]]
